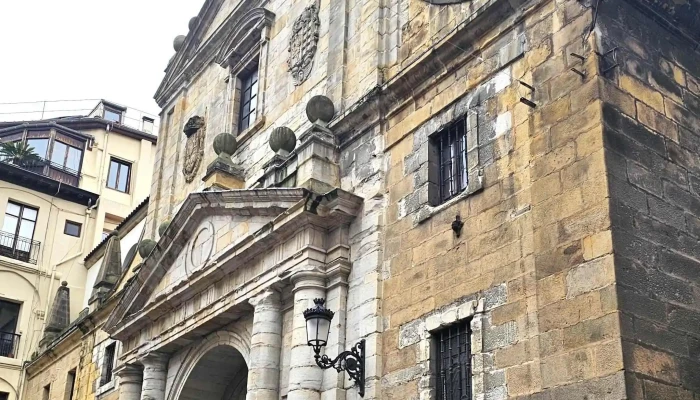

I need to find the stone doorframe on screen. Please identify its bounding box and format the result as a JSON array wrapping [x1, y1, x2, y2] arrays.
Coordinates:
[[165, 328, 251, 400]]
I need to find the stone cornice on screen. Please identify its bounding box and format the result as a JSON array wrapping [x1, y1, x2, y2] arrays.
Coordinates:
[[331, 0, 533, 142], [154, 1, 274, 107]]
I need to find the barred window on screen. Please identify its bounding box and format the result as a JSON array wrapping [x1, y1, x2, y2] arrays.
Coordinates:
[[101, 343, 116, 385], [434, 320, 472, 400], [429, 117, 470, 206]]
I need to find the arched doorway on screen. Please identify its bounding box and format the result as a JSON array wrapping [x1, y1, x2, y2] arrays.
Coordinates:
[[178, 345, 248, 400]]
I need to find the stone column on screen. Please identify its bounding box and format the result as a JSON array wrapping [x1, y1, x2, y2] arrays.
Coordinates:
[[321, 261, 350, 399], [140, 352, 168, 400], [115, 363, 143, 400], [287, 271, 326, 400], [246, 288, 283, 400]]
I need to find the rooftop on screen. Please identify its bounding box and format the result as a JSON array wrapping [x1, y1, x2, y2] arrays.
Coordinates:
[[0, 99, 159, 135]]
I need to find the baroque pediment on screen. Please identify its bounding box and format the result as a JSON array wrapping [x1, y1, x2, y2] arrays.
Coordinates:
[[104, 188, 363, 339], [154, 0, 274, 107]]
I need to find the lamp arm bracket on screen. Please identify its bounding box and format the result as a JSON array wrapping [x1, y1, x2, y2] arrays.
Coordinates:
[[314, 339, 365, 397]]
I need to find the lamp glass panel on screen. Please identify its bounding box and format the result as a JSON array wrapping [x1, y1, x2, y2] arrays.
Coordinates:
[[317, 318, 331, 345], [306, 317, 320, 344]]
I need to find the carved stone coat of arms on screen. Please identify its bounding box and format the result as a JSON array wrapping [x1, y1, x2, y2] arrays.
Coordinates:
[[288, 4, 320, 86], [182, 116, 206, 183]]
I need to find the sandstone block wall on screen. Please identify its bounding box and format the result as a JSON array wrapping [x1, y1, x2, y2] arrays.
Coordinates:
[[596, 1, 700, 398], [380, 1, 628, 398], [23, 340, 81, 400]]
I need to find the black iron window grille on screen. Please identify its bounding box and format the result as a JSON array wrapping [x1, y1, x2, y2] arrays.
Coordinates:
[[238, 66, 259, 132], [434, 320, 472, 400], [429, 112, 477, 206], [101, 343, 116, 385]]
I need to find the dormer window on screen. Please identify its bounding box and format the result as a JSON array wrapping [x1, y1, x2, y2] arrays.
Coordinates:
[[103, 107, 123, 124]]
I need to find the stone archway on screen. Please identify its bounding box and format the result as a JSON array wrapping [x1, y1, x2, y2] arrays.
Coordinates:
[[178, 345, 248, 400]]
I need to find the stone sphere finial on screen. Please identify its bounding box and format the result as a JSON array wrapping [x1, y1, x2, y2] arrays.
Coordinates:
[[306, 95, 335, 124], [61, 281, 68, 287], [138, 239, 157, 258], [158, 220, 171, 238], [213, 132, 238, 157], [188, 17, 199, 31], [173, 35, 186, 52], [270, 127, 297, 154]]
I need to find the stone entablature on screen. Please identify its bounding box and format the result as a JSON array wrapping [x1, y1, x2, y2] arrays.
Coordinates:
[[106, 188, 362, 361]]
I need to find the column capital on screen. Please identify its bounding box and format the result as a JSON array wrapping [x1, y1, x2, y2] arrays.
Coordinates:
[[290, 270, 326, 293], [326, 259, 351, 289], [114, 363, 143, 382], [140, 351, 169, 368], [249, 288, 281, 308]]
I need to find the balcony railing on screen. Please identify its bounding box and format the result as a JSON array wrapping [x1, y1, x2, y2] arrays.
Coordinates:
[[0, 332, 20, 358], [0, 157, 80, 186], [0, 231, 40, 264]]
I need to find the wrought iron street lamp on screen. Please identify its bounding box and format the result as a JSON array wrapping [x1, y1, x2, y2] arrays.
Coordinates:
[[303, 298, 365, 397]]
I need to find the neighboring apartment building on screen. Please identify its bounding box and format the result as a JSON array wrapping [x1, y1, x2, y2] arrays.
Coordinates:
[[0, 100, 156, 399], [22, 199, 148, 400], [91, 0, 698, 400]]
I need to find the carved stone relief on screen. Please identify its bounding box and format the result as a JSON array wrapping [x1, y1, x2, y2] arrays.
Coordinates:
[[187, 221, 215, 273], [182, 116, 206, 183], [288, 3, 320, 86]]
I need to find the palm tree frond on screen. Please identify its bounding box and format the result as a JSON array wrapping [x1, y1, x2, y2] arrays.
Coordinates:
[[0, 141, 41, 164]]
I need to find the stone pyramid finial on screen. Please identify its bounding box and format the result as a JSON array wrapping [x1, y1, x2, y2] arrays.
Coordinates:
[[40, 281, 70, 347], [91, 234, 122, 305]]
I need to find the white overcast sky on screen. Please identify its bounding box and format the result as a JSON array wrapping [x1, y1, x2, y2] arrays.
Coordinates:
[[0, 0, 203, 118]]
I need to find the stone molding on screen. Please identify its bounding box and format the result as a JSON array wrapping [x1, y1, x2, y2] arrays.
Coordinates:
[[104, 188, 310, 336], [113, 363, 143, 383], [154, 1, 275, 107], [290, 270, 327, 293], [141, 351, 170, 368], [331, 0, 531, 144], [395, 296, 498, 400], [248, 287, 282, 308], [166, 329, 251, 400]]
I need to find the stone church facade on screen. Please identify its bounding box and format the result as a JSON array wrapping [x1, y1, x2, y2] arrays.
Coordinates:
[[104, 0, 700, 400]]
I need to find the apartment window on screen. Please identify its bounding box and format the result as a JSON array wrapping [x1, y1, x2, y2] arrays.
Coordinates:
[[104, 107, 123, 123], [64, 221, 82, 237], [1, 201, 38, 249], [43, 384, 50, 400], [26, 138, 49, 159], [107, 158, 131, 193], [430, 118, 469, 205], [238, 66, 259, 132], [50, 141, 82, 174], [65, 369, 76, 400], [0, 299, 20, 358], [0, 391, 8, 400], [101, 343, 116, 385], [434, 320, 472, 400]]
